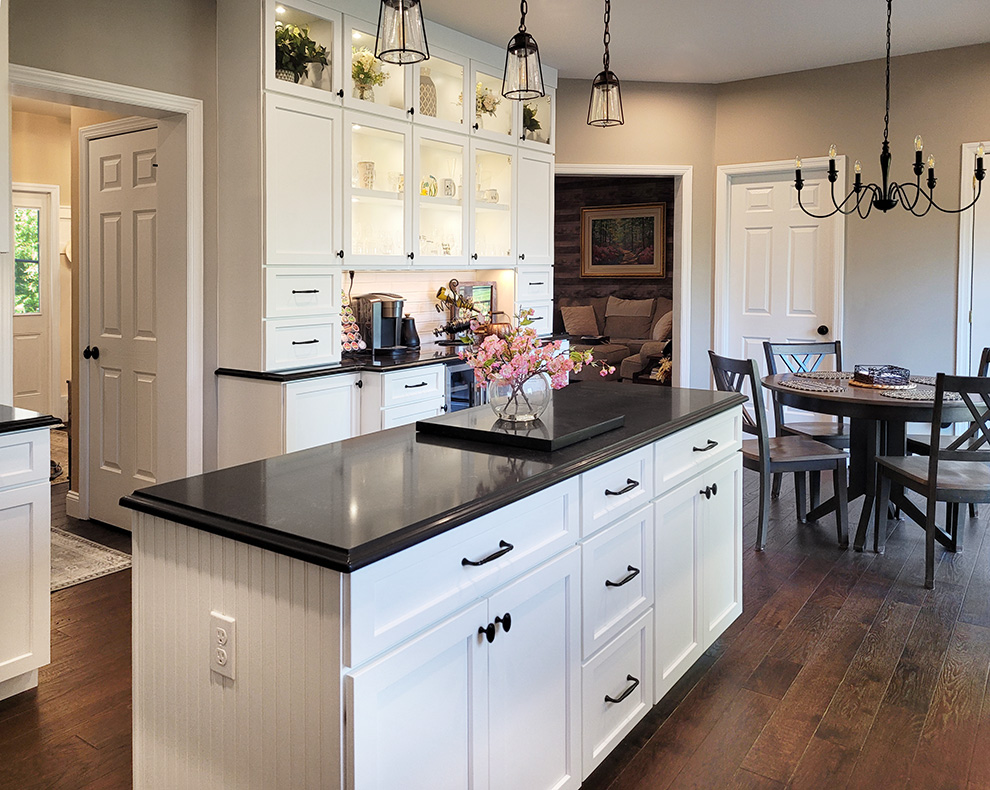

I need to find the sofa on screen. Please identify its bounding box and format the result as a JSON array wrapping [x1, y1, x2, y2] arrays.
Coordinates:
[[556, 295, 673, 381]]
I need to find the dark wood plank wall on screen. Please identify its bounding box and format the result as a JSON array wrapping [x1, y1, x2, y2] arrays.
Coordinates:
[[553, 175, 676, 331]]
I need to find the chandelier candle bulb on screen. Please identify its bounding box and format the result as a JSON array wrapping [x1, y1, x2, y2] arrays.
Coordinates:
[[828, 146, 838, 180]]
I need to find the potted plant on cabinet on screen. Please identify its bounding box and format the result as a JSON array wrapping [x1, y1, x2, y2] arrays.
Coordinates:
[[275, 22, 330, 85]]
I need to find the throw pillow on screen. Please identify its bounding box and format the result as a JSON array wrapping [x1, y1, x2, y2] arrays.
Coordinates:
[[605, 295, 654, 317], [652, 310, 674, 341], [560, 304, 600, 336], [604, 314, 652, 339]]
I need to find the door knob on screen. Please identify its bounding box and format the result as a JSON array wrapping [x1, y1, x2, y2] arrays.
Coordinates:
[[817, 325, 829, 336], [83, 345, 100, 360]]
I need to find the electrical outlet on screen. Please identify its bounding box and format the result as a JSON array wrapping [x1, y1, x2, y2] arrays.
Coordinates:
[[210, 612, 236, 680]]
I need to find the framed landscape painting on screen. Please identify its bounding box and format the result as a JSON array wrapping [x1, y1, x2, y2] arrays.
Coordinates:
[[580, 203, 665, 277]]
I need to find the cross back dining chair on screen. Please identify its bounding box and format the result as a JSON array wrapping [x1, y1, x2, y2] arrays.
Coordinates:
[[874, 373, 990, 589], [709, 351, 849, 552], [763, 341, 850, 503]]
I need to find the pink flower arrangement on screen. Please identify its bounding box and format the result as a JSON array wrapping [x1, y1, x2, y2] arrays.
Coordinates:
[[460, 309, 615, 395]]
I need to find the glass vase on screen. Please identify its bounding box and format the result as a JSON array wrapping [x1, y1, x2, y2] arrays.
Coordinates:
[[488, 372, 552, 423], [354, 83, 374, 101]]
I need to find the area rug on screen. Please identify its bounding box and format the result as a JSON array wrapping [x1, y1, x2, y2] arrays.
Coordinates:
[[50, 528, 131, 591]]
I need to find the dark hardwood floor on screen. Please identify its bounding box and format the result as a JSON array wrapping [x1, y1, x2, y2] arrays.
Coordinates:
[[3, 475, 990, 789]]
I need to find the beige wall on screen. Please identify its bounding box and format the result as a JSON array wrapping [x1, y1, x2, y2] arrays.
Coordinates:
[[556, 43, 990, 382], [11, 109, 72, 417], [555, 79, 717, 386], [9, 0, 220, 468]]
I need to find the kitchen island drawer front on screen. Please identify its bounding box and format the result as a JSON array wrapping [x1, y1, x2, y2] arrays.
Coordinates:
[[265, 317, 341, 370], [654, 410, 739, 496], [381, 365, 445, 408], [580, 445, 653, 537], [380, 400, 444, 430], [0, 429, 50, 490], [345, 477, 579, 667], [515, 268, 553, 301], [581, 506, 653, 659], [265, 267, 341, 318], [516, 300, 553, 336], [581, 611, 654, 779]]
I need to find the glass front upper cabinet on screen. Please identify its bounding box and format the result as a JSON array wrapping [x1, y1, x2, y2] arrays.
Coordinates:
[[518, 90, 554, 150], [347, 118, 410, 265], [268, 1, 342, 102], [470, 65, 514, 140], [415, 130, 466, 265], [346, 20, 410, 119], [471, 143, 513, 265], [414, 50, 468, 131]]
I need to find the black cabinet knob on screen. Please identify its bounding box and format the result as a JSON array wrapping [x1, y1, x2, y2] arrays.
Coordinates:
[[478, 623, 496, 643], [495, 613, 512, 633]]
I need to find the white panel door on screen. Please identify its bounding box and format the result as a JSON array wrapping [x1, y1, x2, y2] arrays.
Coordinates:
[[12, 189, 56, 414], [488, 548, 581, 790], [970, 161, 990, 372], [725, 168, 840, 366], [87, 128, 159, 528]]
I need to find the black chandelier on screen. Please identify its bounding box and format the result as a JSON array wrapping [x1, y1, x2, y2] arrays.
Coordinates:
[[795, 0, 985, 219], [588, 0, 623, 126], [374, 0, 430, 65], [502, 0, 545, 100]]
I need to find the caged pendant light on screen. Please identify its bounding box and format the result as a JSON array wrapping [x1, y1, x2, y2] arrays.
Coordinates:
[[502, 0, 545, 100], [588, 0, 623, 126], [375, 0, 430, 65]]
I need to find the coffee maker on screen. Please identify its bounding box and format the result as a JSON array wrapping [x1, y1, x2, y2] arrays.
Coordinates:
[[351, 293, 407, 355]]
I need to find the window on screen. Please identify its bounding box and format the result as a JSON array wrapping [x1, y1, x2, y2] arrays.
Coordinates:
[[14, 207, 41, 315]]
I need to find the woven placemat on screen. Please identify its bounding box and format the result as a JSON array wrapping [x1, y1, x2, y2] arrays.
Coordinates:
[[849, 379, 916, 390], [793, 370, 854, 380], [778, 378, 846, 393], [909, 375, 937, 386], [879, 387, 962, 401]]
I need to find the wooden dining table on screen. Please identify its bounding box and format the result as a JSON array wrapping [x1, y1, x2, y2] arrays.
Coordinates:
[[762, 373, 973, 551]]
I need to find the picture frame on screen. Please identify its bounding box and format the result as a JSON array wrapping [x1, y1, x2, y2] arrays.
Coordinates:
[[580, 203, 665, 278]]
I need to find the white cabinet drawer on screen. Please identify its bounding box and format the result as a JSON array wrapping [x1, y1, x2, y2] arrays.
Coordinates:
[[581, 506, 654, 659], [381, 400, 444, 430], [0, 429, 51, 490], [344, 477, 579, 667], [580, 445, 653, 537], [654, 409, 740, 496], [516, 268, 553, 301], [581, 611, 654, 779], [516, 300, 553, 336], [265, 266, 341, 318], [381, 365, 445, 408], [265, 316, 341, 371]]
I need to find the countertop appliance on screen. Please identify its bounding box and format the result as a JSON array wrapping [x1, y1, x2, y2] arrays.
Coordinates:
[[352, 293, 407, 356]]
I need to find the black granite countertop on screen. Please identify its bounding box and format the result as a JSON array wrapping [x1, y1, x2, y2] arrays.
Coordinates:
[[216, 343, 471, 381], [0, 404, 61, 434], [122, 383, 745, 573]]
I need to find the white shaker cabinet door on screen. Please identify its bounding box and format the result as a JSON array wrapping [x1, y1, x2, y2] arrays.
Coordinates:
[[700, 456, 743, 649], [284, 374, 360, 452], [346, 600, 490, 790], [487, 547, 581, 790], [515, 149, 554, 266]]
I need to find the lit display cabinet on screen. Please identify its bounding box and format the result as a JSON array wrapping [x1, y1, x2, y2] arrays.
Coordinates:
[[345, 18, 413, 121], [517, 89, 555, 152], [470, 65, 516, 142], [266, 0, 343, 104], [470, 141, 514, 267], [414, 129, 467, 266], [413, 49, 470, 132]]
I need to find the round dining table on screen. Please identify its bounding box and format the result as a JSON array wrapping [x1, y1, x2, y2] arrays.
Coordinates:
[[762, 373, 972, 551]]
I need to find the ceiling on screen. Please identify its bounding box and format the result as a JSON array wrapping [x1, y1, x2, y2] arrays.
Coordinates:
[[425, 0, 990, 84]]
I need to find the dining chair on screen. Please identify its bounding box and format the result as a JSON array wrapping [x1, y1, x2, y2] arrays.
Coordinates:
[[709, 351, 849, 551], [905, 347, 990, 519], [874, 373, 990, 589], [763, 341, 851, 507]]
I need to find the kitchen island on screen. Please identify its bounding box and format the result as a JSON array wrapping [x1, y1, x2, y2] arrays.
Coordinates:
[[122, 382, 745, 789]]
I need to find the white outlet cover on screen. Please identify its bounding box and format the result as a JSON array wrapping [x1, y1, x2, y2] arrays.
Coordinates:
[[210, 612, 236, 680]]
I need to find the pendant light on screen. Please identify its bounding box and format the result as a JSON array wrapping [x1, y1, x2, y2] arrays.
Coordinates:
[[588, 0, 623, 126], [502, 0, 545, 100], [375, 0, 430, 65]]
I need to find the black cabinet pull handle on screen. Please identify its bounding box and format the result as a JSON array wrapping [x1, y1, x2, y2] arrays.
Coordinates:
[[495, 613, 512, 632], [604, 675, 640, 704], [531, 316, 545, 321], [292, 339, 319, 346], [478, 623, 496, 643], [605, 565, 641, 588], [462, 540, 514, 567], [528, 282, 544, 286], [404, 381, 428, 389], [693, 439, 718, 452], [291, 289, 319, 294], [605, 479, 639, 496]]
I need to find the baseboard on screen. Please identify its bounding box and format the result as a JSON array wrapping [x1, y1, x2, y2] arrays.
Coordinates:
[[0, 669, 38, 702], [65, 489, 83, 520]]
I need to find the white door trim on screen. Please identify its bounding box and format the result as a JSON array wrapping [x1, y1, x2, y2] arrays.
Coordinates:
[[956, 141, 981, 375], [714, 157, 846, 358], [8, 65, 205, 518], [12, 182, 60, 416], [553, 163, 693, 388]]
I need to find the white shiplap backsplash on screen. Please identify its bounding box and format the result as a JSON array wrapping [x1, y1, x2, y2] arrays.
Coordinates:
[[346, 269, 517, 344]]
